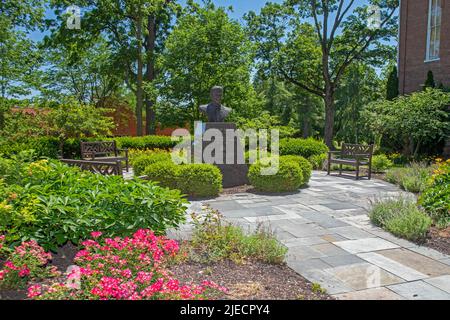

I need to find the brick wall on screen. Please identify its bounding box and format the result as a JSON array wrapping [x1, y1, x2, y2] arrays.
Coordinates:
[[398, 0, 450, 94]]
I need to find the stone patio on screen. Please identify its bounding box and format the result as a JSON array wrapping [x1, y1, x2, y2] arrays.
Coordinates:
[[169, 171, 450, 300]]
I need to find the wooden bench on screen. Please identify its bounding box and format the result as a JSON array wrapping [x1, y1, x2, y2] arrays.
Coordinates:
[[60, 159, 123, 176], [81, 141, 129, 172], [327, 143, 374, 180]]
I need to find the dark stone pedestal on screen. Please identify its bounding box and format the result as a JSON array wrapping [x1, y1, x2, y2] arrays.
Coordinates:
[[197, 122, 249, 188]]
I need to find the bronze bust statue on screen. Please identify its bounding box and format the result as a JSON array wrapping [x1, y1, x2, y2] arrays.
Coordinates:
[[199, 86, 232, 122]]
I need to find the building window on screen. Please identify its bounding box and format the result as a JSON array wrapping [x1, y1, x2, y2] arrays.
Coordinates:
[[426, 0, 442, 61]]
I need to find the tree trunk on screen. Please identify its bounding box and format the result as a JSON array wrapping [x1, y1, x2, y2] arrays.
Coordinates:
[[145, 15, 157, 135], [301, 104, 311, 138], [324, 88, 335, 149], [136, 17, 144, 136]]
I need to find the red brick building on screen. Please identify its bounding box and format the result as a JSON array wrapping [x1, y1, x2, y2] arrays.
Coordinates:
[[398, 0, 449, 94]]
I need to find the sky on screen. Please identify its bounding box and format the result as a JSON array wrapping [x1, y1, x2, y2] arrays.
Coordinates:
[[30, 0, 376, 41]]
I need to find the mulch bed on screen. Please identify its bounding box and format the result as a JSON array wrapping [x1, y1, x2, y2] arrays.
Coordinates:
[[424, 226, 450, 256], [169, 260, 333, 300], [1, 244, 333, 300]]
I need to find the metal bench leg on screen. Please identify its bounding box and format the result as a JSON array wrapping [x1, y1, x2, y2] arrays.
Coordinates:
[[339, 164, 342, 176], [356, 163, 360, 180]]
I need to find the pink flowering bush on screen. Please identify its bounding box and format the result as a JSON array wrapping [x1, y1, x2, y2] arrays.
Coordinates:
[[29, 230, 227, 300], [0, 240, 59, 289]]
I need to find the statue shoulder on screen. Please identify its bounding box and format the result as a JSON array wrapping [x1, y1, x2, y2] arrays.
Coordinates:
[[199, 104, 208, 112]]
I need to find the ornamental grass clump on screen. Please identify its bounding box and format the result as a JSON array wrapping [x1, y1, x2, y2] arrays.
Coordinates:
[[28, 230, 227, 300], [369, 197, 432, 242]]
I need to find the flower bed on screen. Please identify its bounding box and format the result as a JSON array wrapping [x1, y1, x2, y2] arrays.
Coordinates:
[[1, 230, 227, 300]]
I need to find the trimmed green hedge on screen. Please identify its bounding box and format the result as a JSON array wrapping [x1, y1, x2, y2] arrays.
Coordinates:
[[279, 138, 328, 158], [114, 136, 177, 150], [248, 157, 305, 193], [0, 135, 179, 159], [143, 162, 222, 197]]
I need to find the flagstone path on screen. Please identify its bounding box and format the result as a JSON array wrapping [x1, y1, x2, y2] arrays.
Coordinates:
[[169, 171, 450, 300]]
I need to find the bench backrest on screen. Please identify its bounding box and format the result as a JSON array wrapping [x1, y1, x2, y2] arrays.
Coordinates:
[[341, 144, 374, 158], [81, 141, 117, 158], [61, 159, 123, 176]]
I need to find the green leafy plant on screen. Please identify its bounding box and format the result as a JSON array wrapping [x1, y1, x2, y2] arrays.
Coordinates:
[[248, 157, 304, 192], [308, 153, 327, 170], [279, 138, 329, 158], [420, 159, 450, 227], [370, 197, 432, 242], [372, 154, 393, 173], [0, 159, 187, 250]]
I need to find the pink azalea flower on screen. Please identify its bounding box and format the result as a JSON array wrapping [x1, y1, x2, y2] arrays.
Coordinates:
[[27, 285, 42, 298], [91, 231, 103, 239]]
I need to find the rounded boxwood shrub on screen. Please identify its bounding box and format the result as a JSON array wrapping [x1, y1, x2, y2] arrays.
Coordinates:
[[280, 155, 312, 185], [248, 157, 303, 193], [131, 152, 172, 176], [177, 164, 222, 197], [279, 138, 328, 158], [143, 161, 179, 190], [143, 162, 223, 197]]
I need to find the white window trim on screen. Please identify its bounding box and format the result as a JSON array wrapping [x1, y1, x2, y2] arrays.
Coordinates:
[[425, 0, 441, 62]]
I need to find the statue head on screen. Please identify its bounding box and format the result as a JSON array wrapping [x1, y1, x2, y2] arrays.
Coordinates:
[[210, 86, 223, 105]]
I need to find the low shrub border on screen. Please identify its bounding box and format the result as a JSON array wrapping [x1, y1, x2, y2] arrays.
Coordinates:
[[0, 135, 179, 160], [279, 138, 329, 158]]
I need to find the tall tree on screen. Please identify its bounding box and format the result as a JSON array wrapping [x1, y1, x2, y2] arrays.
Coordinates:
[[158, 1, 260, 121], [40, 38, 123, 104], [246, 0, 398, 147], [0, 0, 45, 98], [49, 0, 176, 136], [386, 65, 399, 100], [335, 63, 382, 143]]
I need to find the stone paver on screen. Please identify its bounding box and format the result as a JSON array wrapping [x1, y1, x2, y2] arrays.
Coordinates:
[[179, 171, 450, 300], [333, 287, 404, 300], [387, 281, 450, 300], [324, 262, 403, 290], [333, 238, 399, 254]]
